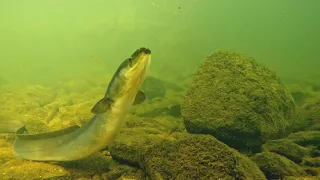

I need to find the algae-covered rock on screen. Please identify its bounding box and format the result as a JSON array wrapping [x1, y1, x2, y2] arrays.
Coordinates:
[[132, 89, 184, 118], [124, 114, 185, 134], [284, 79, 317, 107], [0, 159, 69, 180], [140, 134, 266, 180], [181, 50, 295, 152], [262, 139, 311, 163], [304, 167, 320, 177], [293, 97, 320, 132], [302, 157, 320, 167], [56, 153, 111, 179], [101, 164, 143, 180], [141, 76, 167, 100], [251, 152, 307, 179], [287, 131, 320, 147], [110, 128, 162, 166]]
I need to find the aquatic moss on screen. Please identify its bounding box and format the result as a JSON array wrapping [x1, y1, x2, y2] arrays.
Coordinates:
[[292, 97, 320, 132], [126, 113, 185, 134], [24, 117, 51, 134], [304, 167, 320, 176], [57, 153, 110, 174], [140, 134, 266, 180], [0, 159, 69, 180], [110, 128, 162, 166], [0, 147, 14, 164], [262, 139, 311, 163], [0, 138, 10, 148], [251, 152, 307, 179], [132, 89, 185, 118], [287, 131, 320, 147], [302, 157, 320, 167], [181, 50, 295, 152], [101, 164, 143, 180]]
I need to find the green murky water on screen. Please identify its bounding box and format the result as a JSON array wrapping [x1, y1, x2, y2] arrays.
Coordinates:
[[1, 0, 319, 84], [0, 1, 319, 179]]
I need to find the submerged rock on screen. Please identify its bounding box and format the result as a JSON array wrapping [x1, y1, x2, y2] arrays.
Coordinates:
[[287, 131, 320, 147], [251, 152, 307, 179], [0, 159, 69, 180], [110, 128, 162, 166], [302, 157, 320, 167], [141, 76, 167, 100], [293, 97, 320, 132], [101, 163, 144, 180], [262, 139, 311, 163], [140, 133, 266, 180], [132, 89, 185, 119], [181, 50, 295, 152], [304, 167, 320, 177], [259, 130, 320, 179]]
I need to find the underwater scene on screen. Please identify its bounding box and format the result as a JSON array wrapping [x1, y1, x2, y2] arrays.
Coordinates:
[[0, 1, 320, 180]]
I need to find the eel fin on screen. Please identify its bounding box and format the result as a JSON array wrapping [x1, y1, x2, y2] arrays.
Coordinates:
[[15, 125, 80, 140], [91, 98, 113, 114]]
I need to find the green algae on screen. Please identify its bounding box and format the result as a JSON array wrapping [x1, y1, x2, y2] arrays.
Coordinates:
[[251, 152, 307, 179], [293, 97, 320, 132], [0, 159, 69, 180], [287, 131, 320, 147], [141, 133, 266, 180], [181, 50, 295, 153], [302, 157, 320, 167], [110, 128, 162, 166], [262, 139, 311, 163]]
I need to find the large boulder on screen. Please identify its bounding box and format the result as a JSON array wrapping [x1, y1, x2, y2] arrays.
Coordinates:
[[181, 50, 295, 152], [140, 133, 266, 180]]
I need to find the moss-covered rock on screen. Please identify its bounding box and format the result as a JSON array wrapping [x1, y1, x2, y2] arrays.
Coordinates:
[[132, 89, 185, 118], [287, 131, 320, 148], [57, 153, 111, 177], [140, 133, 266, 180], [141, 76, 167, 100], [101, 164, 144, 180], [302, 157, 320, 167], [251, 152, 307, 179], [181, 50, 295, 152], [124, 114, 185, 134], [110, 128, 162, 166], [0, 159, 69, 180], [293, 97, 320, 132], [284, 79, 317, 107], [262, 139, 311, 163], [304, 167, 320, 177]]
